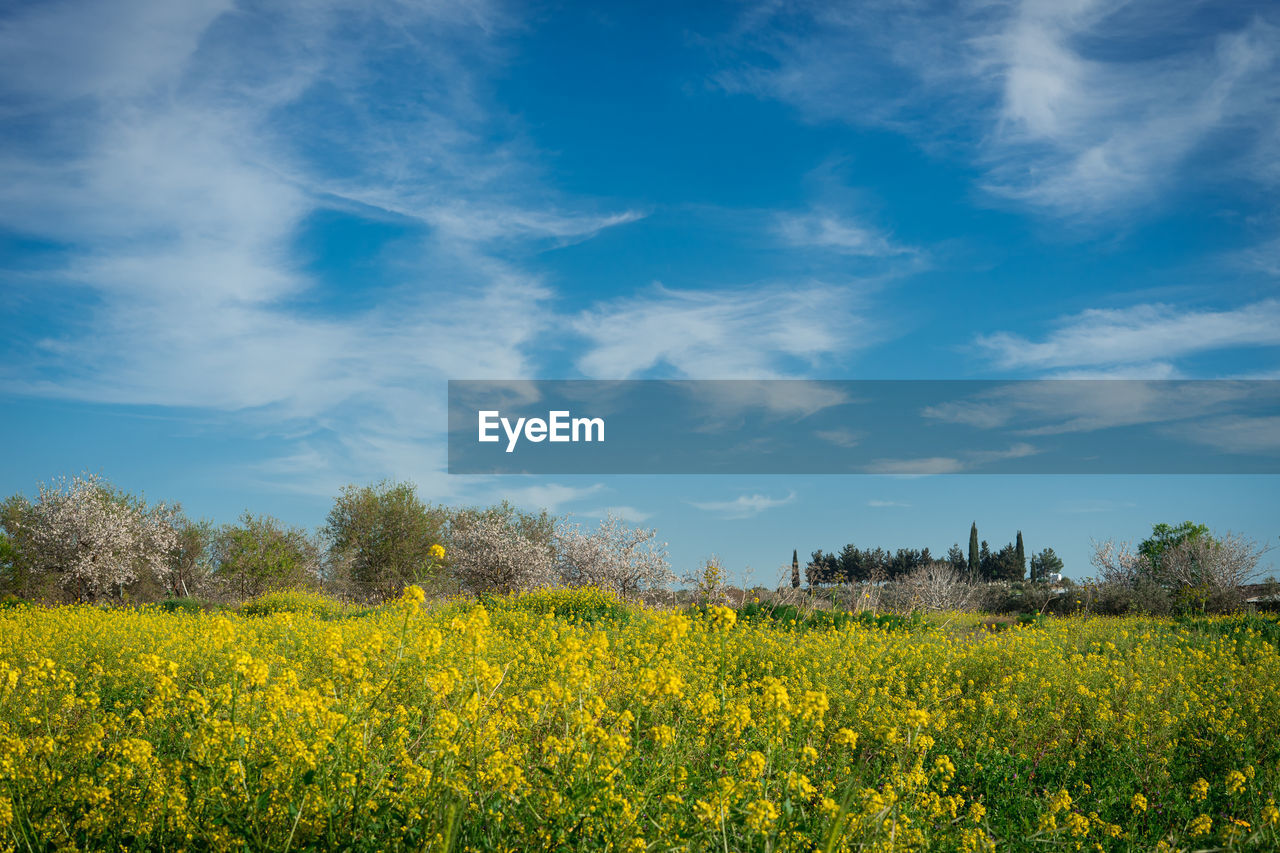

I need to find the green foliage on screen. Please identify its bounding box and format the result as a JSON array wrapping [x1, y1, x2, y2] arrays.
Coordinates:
[[168, 516, 214, 598], [1176, 612, 1280, 649], [1030, 547, 1064, 583], [213, 512, 320, 599], [735, 601, 922, 632], [239, 588, 345, 618], [156, 597, 205, 614], [501, 587, 632, 625], [324, 480, 448, 600], [1139, 521, 1212, 577], [0, 495, 38, 597], [968, 522, 979, 580]]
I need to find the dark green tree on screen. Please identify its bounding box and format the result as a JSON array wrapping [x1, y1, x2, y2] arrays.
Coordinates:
[[979, 540, 993, 581], [1138, 521, 1211, 582], [968, 522, 979, 580], [991, 542, 1024, 582], [213, 512, 320, 600], [1015, 531, 1025, 578], [325, 480, 448, 599], [0, 495, 36, 598], [946, 543, 966, 574], [168, 516, 214, 598], [791, 549, 800, 589], [1030, 548, 1064, 583]]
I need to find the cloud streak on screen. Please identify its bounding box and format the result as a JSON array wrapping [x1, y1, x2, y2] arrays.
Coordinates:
[[976, 299, 1280, 373], [718, 0, 1280, 221], [689, 491, 797, 519]]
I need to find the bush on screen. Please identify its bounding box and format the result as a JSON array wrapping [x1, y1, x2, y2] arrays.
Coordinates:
[[502, 587, 633, 624], [239, 589, 345, 618], [733, 600, 922, 632], [157, 597, 205, 614]]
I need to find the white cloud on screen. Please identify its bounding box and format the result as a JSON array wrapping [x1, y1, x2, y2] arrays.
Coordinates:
[[867, 499, 910, 507], [976, 299, 1280, 372], [0, 0, 643, 495], [576, 505, 654, 523], [492, 483, 607, 513], [866, 443, 1038, 475], [775, 210, 915, 257], [1171, 415, 1280, 455], [814, 428, 862, 448], [688, 491, 797, 518], [572, 282, 881, 379], [922, 381, 1267, 436], [719, 1, 1280, 221]]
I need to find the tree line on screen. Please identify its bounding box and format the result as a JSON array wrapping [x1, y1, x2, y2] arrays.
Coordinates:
[[804, 522, 1064, 586], [0, 474, 673, 605]]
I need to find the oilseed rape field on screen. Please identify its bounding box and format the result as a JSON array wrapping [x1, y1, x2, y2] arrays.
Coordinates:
[[2, 589, 1279, 852]]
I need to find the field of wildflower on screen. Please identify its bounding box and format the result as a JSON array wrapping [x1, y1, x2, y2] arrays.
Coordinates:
[[2, 588, 1279, 852]]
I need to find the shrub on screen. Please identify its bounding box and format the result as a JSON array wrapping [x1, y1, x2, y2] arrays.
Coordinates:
[[157, 597, 204, 614], [554, 514, 673, 601], [239, 589, 344, 618], [212, 512, 322, 600], [504, 587, 633, 624], [448, 514, 555, 596]]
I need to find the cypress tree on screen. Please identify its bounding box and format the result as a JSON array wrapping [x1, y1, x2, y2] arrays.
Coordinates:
[[968, 522, 979, 580], [791, 549, 800, 589], [1015, 531, 1025, 579]]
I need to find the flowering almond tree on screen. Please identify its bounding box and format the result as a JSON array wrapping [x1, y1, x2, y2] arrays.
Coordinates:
[[449, 514, 555, 595], [22, 474, 180, 602], [556, 513, 674, 601]]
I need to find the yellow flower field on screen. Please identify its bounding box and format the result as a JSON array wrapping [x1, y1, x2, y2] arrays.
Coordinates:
[[1, 589, 1278, 851]]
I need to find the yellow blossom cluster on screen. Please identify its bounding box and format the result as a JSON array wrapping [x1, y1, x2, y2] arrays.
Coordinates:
[[0, 596, 1278, 851]]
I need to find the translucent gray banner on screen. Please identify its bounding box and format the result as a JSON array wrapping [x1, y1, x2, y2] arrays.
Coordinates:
[[447, 380, 1280, 474]]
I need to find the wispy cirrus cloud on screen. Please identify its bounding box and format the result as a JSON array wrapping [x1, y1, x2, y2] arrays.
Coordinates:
[[976, 299, 1280, 373], [866, 443, 1039, 475], [0, 0, 646, 501], [571, 282, 882, 379], [689, 491, 797, 518], [775, 210, 917, 258], [716, 0, 1280, 221]]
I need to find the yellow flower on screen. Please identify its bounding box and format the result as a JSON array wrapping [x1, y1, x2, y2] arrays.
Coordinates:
[[834, 728, 859, 748], [708, 606, 737, 630], [739, 751, 766, 777], [402, 584, 426, 604], [429, 544, 446, 562], [1130, 793, 1147, 812], [1190, 778, 1209, 802], [1189, 814, 1212, 837], [1225, 769, 1246, 795], [744, 799, 779, 833]]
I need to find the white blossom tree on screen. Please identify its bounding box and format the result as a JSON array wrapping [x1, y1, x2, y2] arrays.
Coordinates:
[[1158, 532, 1267, 594], [21, 475, 180, 601], [900, 561, 975, 612], [449, 514, 555, 596], [1089, 538, 1146, 586], [555, 513, 674, 601]]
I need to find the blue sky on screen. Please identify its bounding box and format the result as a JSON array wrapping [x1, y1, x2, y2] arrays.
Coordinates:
[[1, 0, 1279, 581]]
